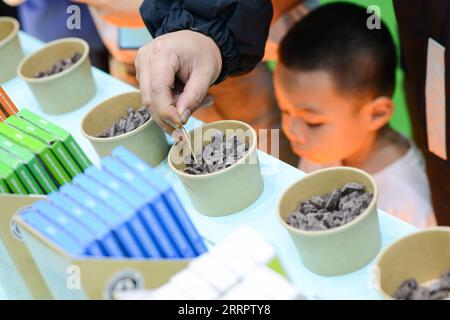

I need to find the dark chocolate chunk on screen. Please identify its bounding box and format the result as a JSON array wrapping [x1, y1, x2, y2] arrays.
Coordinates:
[[394, 270, 450, 300], [410, 287, 431, 300], [97, 107, 151, 138], [394, 279, 418, 300], [183, 131, 248, 175], [440, 270, 450, 290], [341, 182, 365, 195], [309, 196, 325, 210], [302, 203, 318, 214], [325, 188, 341, 211], [35, 51, 83, 78], [428, 288, 449, 300], [287, 182, 373, 231]]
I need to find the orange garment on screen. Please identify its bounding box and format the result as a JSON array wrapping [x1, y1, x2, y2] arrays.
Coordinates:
[[88, 7, 145, 86]]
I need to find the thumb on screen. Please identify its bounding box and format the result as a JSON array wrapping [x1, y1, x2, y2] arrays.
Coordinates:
[[176, 70, 212, 124]]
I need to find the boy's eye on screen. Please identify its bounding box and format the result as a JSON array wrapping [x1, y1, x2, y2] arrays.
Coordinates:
[[306, 122, 323, 128], [281, 110, 324, 127]]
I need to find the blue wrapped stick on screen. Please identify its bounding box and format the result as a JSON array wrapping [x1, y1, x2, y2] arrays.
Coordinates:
[[113, 147, 207, 256], [85, 165, 179, 259], [101, 156, 197, 258]]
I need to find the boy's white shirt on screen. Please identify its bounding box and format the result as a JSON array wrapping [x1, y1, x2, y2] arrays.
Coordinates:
[[298, 141, 437, 228]]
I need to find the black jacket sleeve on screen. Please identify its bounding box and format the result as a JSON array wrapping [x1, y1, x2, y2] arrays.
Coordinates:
[[140, 0, 273, 83]]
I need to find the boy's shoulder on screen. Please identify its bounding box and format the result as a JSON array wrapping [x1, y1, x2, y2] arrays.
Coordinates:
[[373, 141, 435, 227]]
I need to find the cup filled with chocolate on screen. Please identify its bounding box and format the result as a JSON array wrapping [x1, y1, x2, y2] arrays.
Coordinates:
[[278, 167, 381, 276], [17, 38, 96, 114], [376, 228, 450, 300], [81, 91, 169, 166], [0, 17, 24, 83], [168, 120, 264, 217]]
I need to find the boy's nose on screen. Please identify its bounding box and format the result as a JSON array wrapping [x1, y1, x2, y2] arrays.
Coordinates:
[[283, 116, 306, 145]]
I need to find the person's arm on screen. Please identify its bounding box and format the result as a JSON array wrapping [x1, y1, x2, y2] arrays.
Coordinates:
[[136, 0, 273, 133], [140, 0, 273, 83]]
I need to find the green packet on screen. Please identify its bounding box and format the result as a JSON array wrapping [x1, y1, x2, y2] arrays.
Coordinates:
[[0, 123, 70, 186], [0, 147, 43, 194], [5, 116, 82, 178], [0, 178, 8, 193], [0, 134, 57, 193], [0, 161, 27, 195], [16, 109, 92, 170]]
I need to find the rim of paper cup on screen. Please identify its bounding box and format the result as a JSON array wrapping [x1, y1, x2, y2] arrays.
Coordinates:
[[374, 226, 450, 299], [168, 120, 258, 180], [18, 38, 90, 82], [81, 94, 155, 142], [277, 166, 379, 237], [0, 17, 19, 48]]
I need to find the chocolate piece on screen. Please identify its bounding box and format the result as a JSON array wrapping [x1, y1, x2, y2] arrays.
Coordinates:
[[71, 52, 82, 63], [394, 270, 450, 300], [309, 196, 325, 210], [322, 212, 334, 228], [302, 203, 318, 214], [428, 288, 449, 300], [183, 131, 248, 175], [97, 107, 151, 138], [341, 182, 365, 195], [440, 270, 450, 290], [394, 279, 418, 300], [325, 188, 341, 211], [35, 52, 82, 78], [350, 201, 364, 217], [287, 182, 373, 231], [210, 131, 224, 148], [287, 215, 300, 228], [410, 287, 432, 300]]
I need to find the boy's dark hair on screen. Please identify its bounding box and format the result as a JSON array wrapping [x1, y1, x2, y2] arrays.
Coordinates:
[[279, 2, 397, 98]]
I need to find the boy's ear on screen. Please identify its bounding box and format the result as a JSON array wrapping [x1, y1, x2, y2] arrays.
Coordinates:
[[363, 96, 394, 131]]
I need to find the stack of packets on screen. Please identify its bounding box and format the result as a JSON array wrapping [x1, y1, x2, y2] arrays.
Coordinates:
[[116, 227, 305, 300], [19, 147, 207, 259], [0, 91, 91, 195]]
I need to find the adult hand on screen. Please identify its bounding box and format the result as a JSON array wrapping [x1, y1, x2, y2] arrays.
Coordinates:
[[135, 30, 222, 133]]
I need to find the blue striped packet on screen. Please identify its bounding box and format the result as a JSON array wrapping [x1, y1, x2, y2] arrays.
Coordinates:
[[32, 201, 103, 256], [84, 165, 179, 259], [112, 147, 207, 256], [101, 157, 197, 258], [73, 174, 161, 258], [47, 192, 123, 257], [20, 208, 86, 256], [59, 184, 133, 258]]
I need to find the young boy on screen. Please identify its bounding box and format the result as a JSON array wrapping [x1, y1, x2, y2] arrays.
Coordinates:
[[274, 3, 436, 228]]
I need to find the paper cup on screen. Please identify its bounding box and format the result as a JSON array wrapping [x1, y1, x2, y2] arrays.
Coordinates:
[[376, 227, 450, 299], [278, 167, 381, 276], [81, 91, 169, 167], [18, 38, 96, 114], [0, 17, 23, 84], [168, 120, 264, 217]]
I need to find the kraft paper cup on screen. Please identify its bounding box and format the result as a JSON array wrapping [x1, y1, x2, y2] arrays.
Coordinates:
[[0, 17, 24, 83], [278, 167, 381, 276], [18, 38, 96, 114], [168, 120, 264, 217], [376, 227, 450, 300], [81, 91, 169, 167]]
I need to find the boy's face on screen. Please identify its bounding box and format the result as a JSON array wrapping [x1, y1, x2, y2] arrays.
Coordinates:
[[274, 64, 371, 164]]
